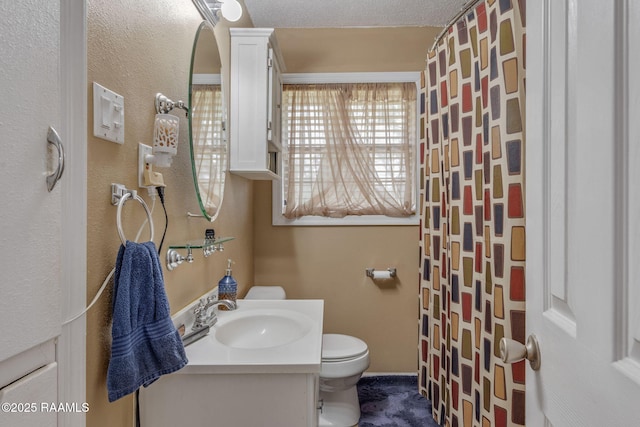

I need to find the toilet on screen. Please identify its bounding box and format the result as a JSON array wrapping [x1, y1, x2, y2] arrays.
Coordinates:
[[244, 286, 370, 427]]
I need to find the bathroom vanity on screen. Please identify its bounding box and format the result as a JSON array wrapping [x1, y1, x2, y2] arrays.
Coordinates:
[[139, 299, 324, 427]]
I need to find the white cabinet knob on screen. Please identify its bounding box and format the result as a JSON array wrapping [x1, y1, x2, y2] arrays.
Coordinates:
[[499, 335, 541, 371]]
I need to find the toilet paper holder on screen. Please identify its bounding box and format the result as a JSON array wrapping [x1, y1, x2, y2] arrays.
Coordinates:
[[365, 268, 397, 279]]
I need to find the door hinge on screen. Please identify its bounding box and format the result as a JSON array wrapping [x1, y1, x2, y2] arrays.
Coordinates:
[[267, 57, 273, 68]]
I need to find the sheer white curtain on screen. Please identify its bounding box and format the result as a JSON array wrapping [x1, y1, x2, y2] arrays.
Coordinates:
[[282, 82, 416, 219], [191, 84, 225, 217]]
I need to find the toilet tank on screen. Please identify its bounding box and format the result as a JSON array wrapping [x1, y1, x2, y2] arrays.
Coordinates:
[[244, 286, 286, 300]]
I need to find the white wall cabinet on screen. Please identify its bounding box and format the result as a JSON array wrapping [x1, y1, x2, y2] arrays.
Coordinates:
[[229, 28, 284, 180]]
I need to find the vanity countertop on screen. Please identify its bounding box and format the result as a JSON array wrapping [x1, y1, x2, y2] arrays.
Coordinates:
[[177, 299, 324, 375]]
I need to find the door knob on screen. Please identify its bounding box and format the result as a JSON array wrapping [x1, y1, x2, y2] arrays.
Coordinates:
[[500, 335, 541, 371]]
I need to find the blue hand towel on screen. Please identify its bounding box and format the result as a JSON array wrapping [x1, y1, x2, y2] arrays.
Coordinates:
[[107, 241, 188, 402]]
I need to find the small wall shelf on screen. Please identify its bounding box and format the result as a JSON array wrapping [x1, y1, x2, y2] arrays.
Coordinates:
[[166, 236, 234, 271]]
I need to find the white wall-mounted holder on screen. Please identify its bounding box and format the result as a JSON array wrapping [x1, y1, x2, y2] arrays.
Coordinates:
[[151, 114, 179, 167], [137, 93, 188, 190]]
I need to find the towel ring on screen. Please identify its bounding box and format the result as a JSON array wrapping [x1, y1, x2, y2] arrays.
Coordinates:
[[116, 192, 154, 245]]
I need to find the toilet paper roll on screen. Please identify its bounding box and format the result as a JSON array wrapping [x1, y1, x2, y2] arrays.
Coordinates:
[[371, 270, 392, 280]]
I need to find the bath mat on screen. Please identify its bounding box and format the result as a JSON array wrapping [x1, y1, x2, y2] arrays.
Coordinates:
[[357, 375, 440, 427]]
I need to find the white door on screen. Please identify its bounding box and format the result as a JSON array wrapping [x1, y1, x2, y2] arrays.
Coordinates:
[[524, 1, 640, 425], [0, 0, 61, 419], [0, 1, 62, 359], [0, 1, 86, 426]]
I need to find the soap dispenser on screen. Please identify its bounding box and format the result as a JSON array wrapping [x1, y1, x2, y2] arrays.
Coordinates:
[[218, 259, 237, 310]]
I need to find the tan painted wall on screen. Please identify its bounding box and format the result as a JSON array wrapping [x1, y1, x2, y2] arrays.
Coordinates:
[[276, 27, 441, 73], [253, 181, 420, 372], [253, 27, 439, 374], [86, 1, 254, 424]]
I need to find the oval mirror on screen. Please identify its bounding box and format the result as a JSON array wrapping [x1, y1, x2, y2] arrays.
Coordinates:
[[189, 21, 226, 221]]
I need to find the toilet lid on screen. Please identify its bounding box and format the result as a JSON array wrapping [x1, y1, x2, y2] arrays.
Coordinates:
[[322, 334, 368, 361], [244, 286, 286, 300]]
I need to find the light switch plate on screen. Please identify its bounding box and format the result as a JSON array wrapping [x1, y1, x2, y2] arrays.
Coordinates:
[[93, 82, 125, 144]]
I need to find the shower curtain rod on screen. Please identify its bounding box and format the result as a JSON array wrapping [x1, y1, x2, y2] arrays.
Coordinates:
[[429, 0, 485, 53]]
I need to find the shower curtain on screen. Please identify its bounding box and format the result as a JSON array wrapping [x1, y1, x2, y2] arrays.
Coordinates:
[[418, 1, 526, 426]]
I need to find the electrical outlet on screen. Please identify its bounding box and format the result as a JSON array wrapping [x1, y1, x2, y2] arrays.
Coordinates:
[[139, 143, 165, 192], [138, 143, 153, 189]]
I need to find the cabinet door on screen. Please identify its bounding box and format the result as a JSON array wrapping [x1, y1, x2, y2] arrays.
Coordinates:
[[267, 46, 282, 147], [0, 363, 58, 427], [230, 28, 282, 180]]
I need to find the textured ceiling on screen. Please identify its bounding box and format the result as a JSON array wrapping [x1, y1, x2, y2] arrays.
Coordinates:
[[242, 0, 467, 28]]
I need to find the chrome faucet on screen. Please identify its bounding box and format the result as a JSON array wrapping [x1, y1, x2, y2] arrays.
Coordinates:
[[205, 296, 237, 311], [192, 296, 237, 330]]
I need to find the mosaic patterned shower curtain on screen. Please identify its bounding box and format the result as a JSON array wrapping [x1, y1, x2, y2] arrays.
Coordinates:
[[418, 1, 526, 426]]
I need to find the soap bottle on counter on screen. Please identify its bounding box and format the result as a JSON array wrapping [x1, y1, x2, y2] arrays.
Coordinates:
[[217, 259, 237, 310]]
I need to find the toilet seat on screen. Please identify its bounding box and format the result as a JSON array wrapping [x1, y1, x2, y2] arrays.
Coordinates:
[[322, 334, 368, 362]]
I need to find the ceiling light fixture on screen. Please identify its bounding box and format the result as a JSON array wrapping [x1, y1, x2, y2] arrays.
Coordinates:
[[193, 0, 243, 25], [216, 0, 243, 22]]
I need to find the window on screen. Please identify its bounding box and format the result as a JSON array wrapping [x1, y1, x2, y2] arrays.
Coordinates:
[[273, 73, 420, 226]]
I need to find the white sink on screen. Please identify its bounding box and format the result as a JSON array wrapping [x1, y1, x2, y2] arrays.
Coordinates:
[[177, 299, 324, 374], [215, 309, 314, 349]]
